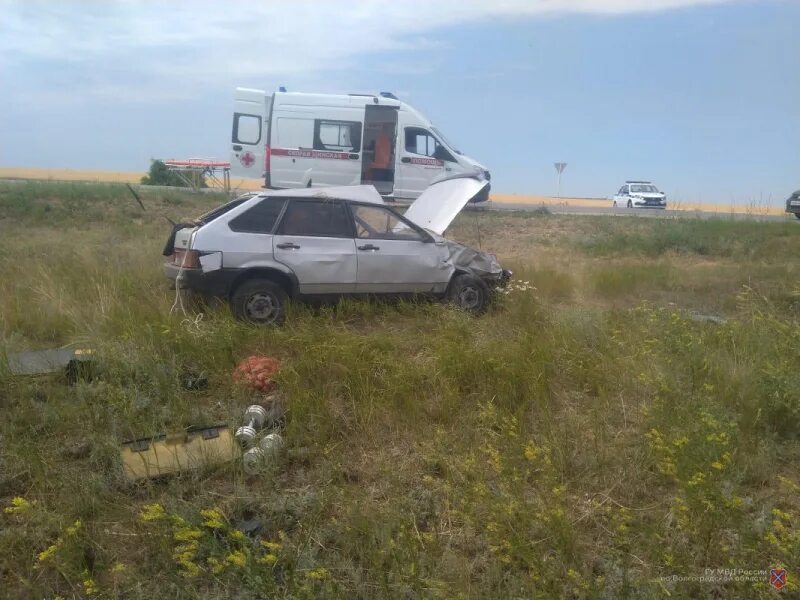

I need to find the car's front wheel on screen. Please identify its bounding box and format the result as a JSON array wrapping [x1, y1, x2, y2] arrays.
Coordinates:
[[447, 273, 490, 314], [231, 279, 288, 324]]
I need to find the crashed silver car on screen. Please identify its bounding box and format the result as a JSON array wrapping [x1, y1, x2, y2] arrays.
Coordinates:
[[163, 175, 510, 323]]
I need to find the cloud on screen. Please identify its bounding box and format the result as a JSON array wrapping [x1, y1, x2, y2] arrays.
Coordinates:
[[1, 0, 739, 106]]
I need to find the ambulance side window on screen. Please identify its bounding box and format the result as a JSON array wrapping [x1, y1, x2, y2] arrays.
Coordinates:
[[276, 117, 314, 149], [314, 120, 362, 152], [404, 127, 455, 162]]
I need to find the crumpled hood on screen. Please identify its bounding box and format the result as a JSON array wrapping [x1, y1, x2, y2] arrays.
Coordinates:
[[440, 237, 503, 278]]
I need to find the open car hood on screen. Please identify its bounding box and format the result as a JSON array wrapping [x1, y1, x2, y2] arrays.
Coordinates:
[[402, 175, 489, 235]]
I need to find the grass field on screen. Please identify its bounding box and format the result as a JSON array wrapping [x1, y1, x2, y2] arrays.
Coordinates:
[[1, 181, 799, 599]]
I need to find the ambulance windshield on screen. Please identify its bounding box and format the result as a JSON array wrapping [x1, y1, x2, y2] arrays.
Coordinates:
[[431, 127, 461, 155]]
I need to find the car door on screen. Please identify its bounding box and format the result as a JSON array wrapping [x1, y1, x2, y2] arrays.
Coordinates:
[[394, 127, 456, 199], [272, 198, 357, 294], [230, 88, 267, 180], [614, 185, 629, 206], [349, 203, 450, 294]]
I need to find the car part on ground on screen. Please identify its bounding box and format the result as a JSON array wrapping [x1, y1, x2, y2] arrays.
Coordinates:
[[6, 347, 94, 384], [120, 425, 237, 482], [235, 405, 269, 446], [162, 174, 509, 323]]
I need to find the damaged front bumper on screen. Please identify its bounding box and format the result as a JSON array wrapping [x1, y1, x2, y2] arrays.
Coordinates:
[[443, 238, 511, 289]]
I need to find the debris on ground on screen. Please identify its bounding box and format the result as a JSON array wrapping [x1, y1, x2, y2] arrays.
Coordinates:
[[233, 356, 280, 392], [243, 433, 283, 475], [688, 312, 727, 325], [120, 425, 236, 482], [6, 347, 93, 383], [180, 370, 209, 391], [235, 405, 268, 446]]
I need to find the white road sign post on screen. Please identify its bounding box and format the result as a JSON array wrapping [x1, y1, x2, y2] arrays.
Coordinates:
[[554, 162, 567, 199]]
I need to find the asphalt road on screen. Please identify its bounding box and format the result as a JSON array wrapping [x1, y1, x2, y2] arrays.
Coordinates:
[[480, 202, 796, 222]]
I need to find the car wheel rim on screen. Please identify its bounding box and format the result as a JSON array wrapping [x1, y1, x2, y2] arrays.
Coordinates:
[[457, 285, 481, 310], [245, 292, 280, 322]]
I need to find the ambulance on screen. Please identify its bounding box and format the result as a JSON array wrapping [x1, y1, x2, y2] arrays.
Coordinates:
[[230, 88, 490, 201]]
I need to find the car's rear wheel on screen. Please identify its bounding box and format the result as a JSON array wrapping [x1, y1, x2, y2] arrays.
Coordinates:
[[627, 199, 633, 208], [447, 273, 489, 314], [795, 213, 800, 220], [231, 279, 288, 324]]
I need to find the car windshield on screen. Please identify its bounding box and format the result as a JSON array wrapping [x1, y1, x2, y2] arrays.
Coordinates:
[[431, 127, 461, 155], [630, 184, 658, 193]]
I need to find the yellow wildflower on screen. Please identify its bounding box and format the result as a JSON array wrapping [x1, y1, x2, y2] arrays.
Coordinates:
[[228, 529, 246, 542], [111, 561, 126, 573], [208, 557, 226, 575], [65, 520, 82, 536], [200, 508, 226, 530], [82, 571, 98, 595], [139, 504, 166, 522], [711, 461, 724, 470], [687, 472, 706, 486], [225, 550, 248, 569], [173, 527, 203, 542], [38, 543, 60, 562], [307, 567, 329, 580], [259, 553, 278, 565], [4, 496, 31, 514], [260, 539, 282, 552], [523, 443, 539, 461]]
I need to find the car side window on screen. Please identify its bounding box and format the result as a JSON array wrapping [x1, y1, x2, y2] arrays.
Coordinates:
[[404, 127, 456, 163], [228, 198, 286, 233], [277, 200, 352, 238], [351, 204, 426, 241], [619, 186, 628, 195]]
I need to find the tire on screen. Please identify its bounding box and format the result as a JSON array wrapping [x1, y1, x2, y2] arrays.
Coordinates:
[[627, 199, 633, 208], [447, 273, 490, 314], [231, 279, 288, 324], [795, 213, 800, 220], [613, 201, 617, 207]]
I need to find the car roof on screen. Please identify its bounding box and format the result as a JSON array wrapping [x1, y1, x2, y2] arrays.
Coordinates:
[[255, 185, 385, 205], [239, 175, 488, 235]]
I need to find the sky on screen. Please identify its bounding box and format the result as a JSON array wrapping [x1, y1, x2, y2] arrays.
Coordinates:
[[1, 0, 798, 203]]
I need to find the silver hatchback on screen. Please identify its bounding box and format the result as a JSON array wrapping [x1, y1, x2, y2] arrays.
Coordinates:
[[163, 175, 510, 323]]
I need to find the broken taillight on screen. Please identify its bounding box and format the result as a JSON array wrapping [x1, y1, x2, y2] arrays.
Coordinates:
[[172, 249, 200, 269]]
